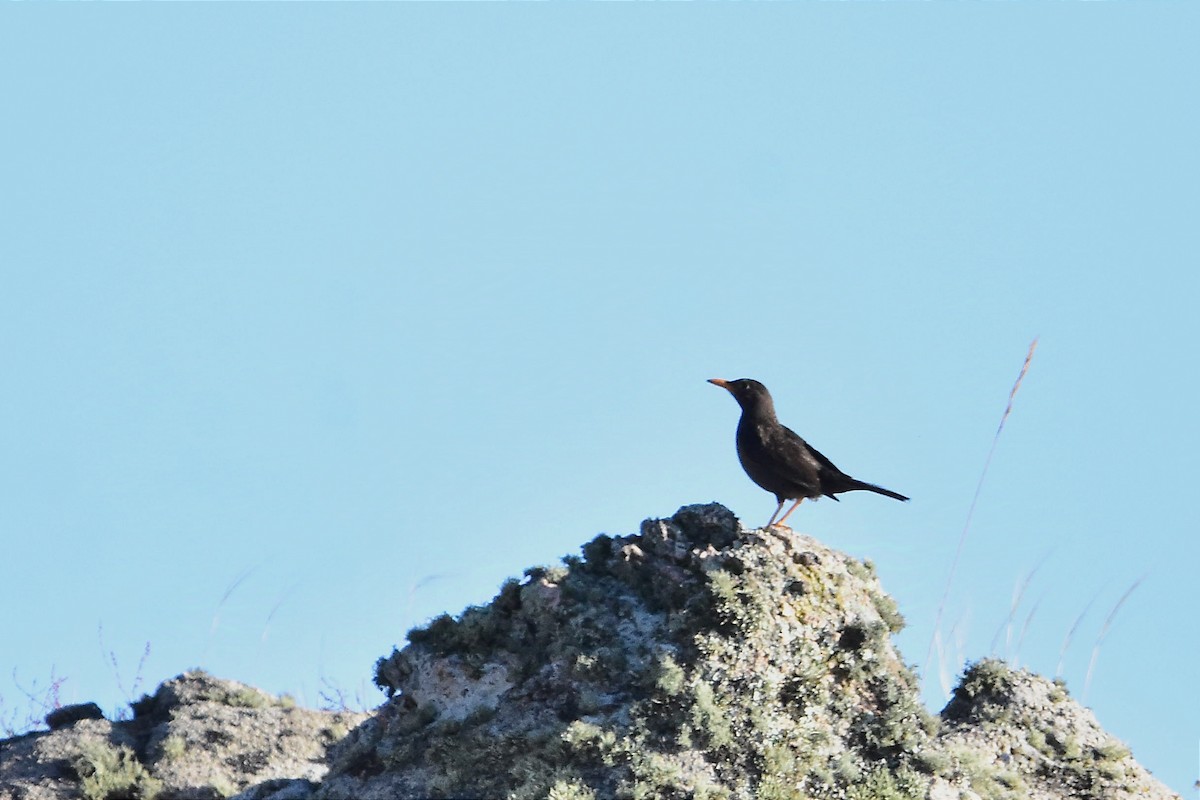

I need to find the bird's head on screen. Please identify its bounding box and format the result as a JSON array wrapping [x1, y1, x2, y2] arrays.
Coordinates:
[[708, 378, 776, 414]]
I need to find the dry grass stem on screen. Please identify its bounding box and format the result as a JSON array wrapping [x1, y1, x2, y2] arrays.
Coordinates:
[[1083, 575, 1146, 701], [925, 337, 1039, 694]]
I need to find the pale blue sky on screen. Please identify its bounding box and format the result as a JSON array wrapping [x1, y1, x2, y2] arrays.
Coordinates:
[[1, 6, 1196, 795]]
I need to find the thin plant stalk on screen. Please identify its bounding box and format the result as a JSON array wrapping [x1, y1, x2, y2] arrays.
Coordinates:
[[1056, 587, 1103, 679], [924, 338, 1039, 692], [1083, 576, 1146, 701]]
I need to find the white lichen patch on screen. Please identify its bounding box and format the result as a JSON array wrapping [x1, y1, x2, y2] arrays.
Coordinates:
[[400, 652, 514, 723]]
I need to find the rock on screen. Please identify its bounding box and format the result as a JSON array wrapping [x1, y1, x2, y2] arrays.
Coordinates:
[[0, 503, 1180, 800], [0, 672, 365, 800], [936, 659, 1172, 800], [0, 717, 143, 800], [319, 503, 1179, 799], [230, 778, 319, 800], [44, 703, 105, 730]]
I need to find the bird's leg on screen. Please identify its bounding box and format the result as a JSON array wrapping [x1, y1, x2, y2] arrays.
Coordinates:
[[764, 500, 786, 529], [772, 499, 803, 529]]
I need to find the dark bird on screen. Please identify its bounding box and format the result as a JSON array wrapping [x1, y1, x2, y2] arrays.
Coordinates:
[[709, 378, 908, 528]]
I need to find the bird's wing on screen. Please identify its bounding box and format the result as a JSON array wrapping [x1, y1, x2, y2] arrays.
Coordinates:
[[773, 425, 858, 498], [751, 424, 827, 490], [794, 432, 869, 497], [791, 434, 846, 478]]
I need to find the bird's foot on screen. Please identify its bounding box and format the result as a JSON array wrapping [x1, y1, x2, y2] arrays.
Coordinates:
[[762, 523, 797, 547], [765, 523, 795, 543]]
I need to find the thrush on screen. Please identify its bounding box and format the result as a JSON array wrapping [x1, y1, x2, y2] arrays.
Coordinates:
[[709, 378, 908, 528]]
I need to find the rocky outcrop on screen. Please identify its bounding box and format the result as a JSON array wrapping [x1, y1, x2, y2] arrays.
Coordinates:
[[0, 672, 364, 800], [934, 660, 1172, 800], [0, 504, 1179, 800], [316, 503, 1178, 800]]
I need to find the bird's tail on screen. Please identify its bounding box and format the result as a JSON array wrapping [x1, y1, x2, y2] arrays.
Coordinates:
[[847, 479, 909, 502]]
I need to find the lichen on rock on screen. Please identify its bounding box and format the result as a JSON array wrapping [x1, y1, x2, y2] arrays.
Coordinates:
[[0, 671, 365, 800], [321, 504, 943, 799], [0, 503, 1180, 800], [936, 659, 1170, 800], [316, 503, 1178, 800]]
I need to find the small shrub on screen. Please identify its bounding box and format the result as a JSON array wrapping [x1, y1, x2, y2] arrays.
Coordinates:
[[547, 779, 596, 800], [72, 742, 162, 800], [689, 681, 733, 750], [872, 591, 906, 633], [652, 654, 686, 697], [160, 734, 186, 761], [846, 764, 925, 800], [950, 747, 1022, 800], [942, 660, 1017, 723], [1095, 740, 1130, 762], [224, 687, 268, 709], [321, 722, 350, 743], [207, 777, 237, 799], [845, 559, 874, 582], [912, 747, 951, 775], [1027, 727, 1055, 758]]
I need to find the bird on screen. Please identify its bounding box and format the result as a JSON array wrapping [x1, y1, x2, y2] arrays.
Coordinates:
[[708, 378, 908, 529]]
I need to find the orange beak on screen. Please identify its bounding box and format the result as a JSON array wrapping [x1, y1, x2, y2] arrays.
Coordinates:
[[708, 378, 732, 390]]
